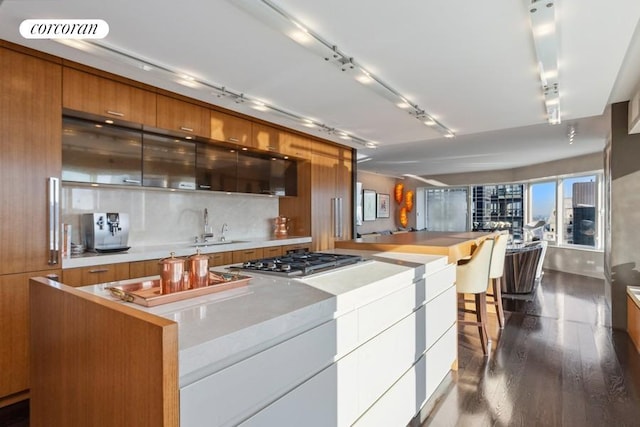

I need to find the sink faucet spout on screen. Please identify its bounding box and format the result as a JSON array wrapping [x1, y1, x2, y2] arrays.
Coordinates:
[[202, 208, 214, 241]]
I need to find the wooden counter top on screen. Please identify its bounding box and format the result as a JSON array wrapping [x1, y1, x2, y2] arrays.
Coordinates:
[[335, 231, 493, 263]]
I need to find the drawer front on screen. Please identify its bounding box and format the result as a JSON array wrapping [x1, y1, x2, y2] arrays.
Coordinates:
[[181, 319, 339, 427], [358, 282, 417, 344], [425, 324, 457, 399], [425, 285, 456, 350], [232, 248, 264, 263], [262, 246, 283, 258], [281, 243, 311, 254], [63, 263, 130, 286], [209, 252, 232, 267], [357, 307, 423, 413], [425, 264, 455, 303]]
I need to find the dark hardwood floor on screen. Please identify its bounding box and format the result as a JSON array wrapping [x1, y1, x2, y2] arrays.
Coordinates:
[[422, 269, 640, 427]]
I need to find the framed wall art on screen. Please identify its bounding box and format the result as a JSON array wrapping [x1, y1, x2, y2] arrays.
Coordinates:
[[377, 193, 390, 218], [363, 189, 376, 221]]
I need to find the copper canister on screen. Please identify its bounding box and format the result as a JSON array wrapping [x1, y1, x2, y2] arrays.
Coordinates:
[[159, 252, 185, 294], [189, 249, 209, 288]]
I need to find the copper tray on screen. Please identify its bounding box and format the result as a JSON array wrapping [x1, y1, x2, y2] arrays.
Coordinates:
[[106, 272, 251, 307]]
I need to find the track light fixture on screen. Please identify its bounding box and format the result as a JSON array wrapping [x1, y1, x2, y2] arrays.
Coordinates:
[[528, 0, 561, 125], [567, 124, 576, 144], [234, 0, 455, 138]]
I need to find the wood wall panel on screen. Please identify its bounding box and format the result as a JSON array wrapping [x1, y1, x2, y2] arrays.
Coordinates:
[[30, 277, 179, 427]]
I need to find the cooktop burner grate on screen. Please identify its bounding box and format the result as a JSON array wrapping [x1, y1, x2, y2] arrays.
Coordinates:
[[235, 252, 363, 276]]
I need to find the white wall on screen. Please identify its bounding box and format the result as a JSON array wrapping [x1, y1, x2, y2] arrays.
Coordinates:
[[544, 246, 604, 279], [61, 184, 279, 247], [356, 171, 399, 235]]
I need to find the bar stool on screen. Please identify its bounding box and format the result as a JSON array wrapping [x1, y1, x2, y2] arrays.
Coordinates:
[[456, 238, 495, 355], [487, 232, 509, 328]]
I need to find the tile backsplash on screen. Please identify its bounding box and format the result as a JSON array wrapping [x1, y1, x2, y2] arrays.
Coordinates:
[[62, 185, 279, 247]]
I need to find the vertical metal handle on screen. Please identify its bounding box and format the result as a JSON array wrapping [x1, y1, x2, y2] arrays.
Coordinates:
[[338, 197, 343, 238], [332, 198, 343, 238], [48, 177, 60, 265]]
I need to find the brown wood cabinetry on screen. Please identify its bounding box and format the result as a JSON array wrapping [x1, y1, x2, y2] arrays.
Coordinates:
[[280, 141, 353, 251], [263, 246, 283, 258], [209, 251, 233, 267], [62, 67, 156, 126], [281, 132, 311, 159], [0, 270, 60, 404], [281, 243, 312, 254], [232, 248, 265, 263], [0, 45, 62, 405], [252, 124, 311, 159], [210, 110, 252, 145], [129, 259, 161, 278], [252, 123, 280, 151], [62, 263, 130, 287], [156, 94, 210, 138], [310, 145, 353, 251]]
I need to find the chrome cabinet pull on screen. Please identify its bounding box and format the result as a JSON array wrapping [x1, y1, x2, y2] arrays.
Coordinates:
[[199, 184, 211, 189], [123, 179, 141, 184], [47, 177, 60, 265], [179, 126, 194, 132], [106, 110, 124, 117], [88, 268, 109, 274], [338, 197, 343, 238], [228, 137, 239, 142]]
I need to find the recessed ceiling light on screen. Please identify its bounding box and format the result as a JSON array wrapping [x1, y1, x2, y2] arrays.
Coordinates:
[[424, 119, 436, 126], [104, 119, 114, 124]]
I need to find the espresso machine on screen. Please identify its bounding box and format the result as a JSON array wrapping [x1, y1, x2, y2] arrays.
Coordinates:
[[81, 212, 130, 253]]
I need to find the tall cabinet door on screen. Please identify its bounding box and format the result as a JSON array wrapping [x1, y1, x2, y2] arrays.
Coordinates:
[[0, 47, 62, 274], [311, 145, 353, 251]]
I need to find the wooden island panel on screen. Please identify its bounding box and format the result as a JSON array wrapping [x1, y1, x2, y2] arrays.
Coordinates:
[[335, 231, 492, 263], [30, 277, 179, 427]]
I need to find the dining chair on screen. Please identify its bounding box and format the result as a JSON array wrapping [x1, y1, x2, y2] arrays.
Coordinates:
[[456, 238, 495, 355]]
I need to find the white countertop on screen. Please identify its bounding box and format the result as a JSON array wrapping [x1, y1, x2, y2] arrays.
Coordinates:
[[76, 249, 449, 387], [62, 236, 311, 269]]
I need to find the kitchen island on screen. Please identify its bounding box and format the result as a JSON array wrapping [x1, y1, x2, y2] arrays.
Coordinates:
[[29, 250, 456, 427], [335, 230, 492, 263]]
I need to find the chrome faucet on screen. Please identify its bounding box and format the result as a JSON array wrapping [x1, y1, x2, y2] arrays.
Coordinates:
[[220, 223, 228, 241], [202, 208, 214, 241]]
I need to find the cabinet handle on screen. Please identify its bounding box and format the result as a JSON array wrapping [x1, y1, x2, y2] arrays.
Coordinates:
[[106, 110, 125, 117], [180, 126, 194, 132], [267, 146, 276, 151], [228, 137, 239, 142], [199, 184, 211, 189], [88, 268, 109, 274], [123, 179, 141, 184], [331, 197, 343, 238], [47, 177, 60, 265]]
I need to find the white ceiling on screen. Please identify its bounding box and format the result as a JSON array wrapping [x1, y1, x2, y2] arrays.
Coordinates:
[[2, 0, 640, 177]]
